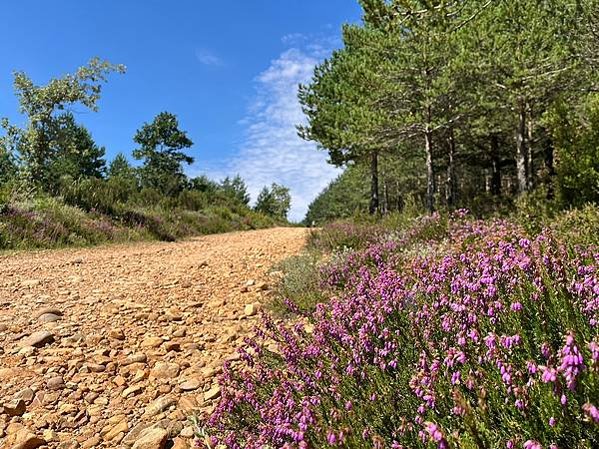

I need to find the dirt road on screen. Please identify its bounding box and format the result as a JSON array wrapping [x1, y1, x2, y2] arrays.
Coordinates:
[[0, 227, 308, 449]]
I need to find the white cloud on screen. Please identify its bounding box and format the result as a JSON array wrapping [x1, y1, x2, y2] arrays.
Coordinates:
[[194, 36, 341, 222], [195, 49, 223, 66]]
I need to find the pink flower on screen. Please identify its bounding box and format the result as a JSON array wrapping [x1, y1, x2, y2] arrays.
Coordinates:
[[523, 440, 543, 449]]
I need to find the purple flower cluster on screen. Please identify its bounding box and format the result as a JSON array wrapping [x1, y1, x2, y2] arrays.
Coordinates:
[[206, 216, 599, 449]]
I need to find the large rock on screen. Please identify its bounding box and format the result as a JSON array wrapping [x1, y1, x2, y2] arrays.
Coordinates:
[[5, 428, 46, 449], [19, 331, 54, 348], [131, 427, 168, 449], [2, 399, 26, 417]]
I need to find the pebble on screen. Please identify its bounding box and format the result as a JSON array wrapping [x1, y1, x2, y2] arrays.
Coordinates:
[[150, 362, 180, 379], [2, 398, 26, 416], [244, 303, 259, 317], [145, 396, 176, 417], [179, 379, 201, 391], [131, 427, 168, 449], [204, 385, 221, 401], [47, 376, 65, 390], [141, 337, 163, 349], [38, 313, 62, 323]]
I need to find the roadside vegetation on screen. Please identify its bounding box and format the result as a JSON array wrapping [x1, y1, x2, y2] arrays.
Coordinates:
[[204, 206, 599, 449], [0, 60, 292, 250], [198, 1, 599, 448]]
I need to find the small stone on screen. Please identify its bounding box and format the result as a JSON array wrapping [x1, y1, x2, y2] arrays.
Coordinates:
[[20, 331, 54, 348], [114, 375, 126, 387], [172, 328, 186, 338], [244, 303, 259, 317], [38, 313, 61, 323], [0, 323, 8, 332], [145, 396, 176, 417], [124, 353, 148, 365], [4, 428, 46, 449], [164, 341, 181, 352], [141, 337, 163, 349], [15, 388, 35, 403], [204, 385, 221, 401], [47, 376, 65, 390], [80, 435, 101, 449], [2, 399, 26, 416], [121, 384, 143, 398], [86, 363, 106, 373], [172, 437, 191, 449], [150, 362, 180, 379], [179, 379, 200, 391], [102, 419, 129, 442], [179, 426, 194, 438], [42, 429, 58, 442], [109, 329, 125, 340], [256, 281, 269, 291], [131, 427, 168, 449]]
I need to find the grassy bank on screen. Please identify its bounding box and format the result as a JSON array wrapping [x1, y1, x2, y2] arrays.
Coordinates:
[[0, 194, 278, 251]]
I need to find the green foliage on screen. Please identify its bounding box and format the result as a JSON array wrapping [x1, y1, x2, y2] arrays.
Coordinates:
[[546, 96, 599, 208], [1, 58, 124, 186], [299, 0, 599, 221], [254, 183, 291, 220], [133, 111, 194, 196], [220, 175, 250, 206], [269, 252, 327, 317]]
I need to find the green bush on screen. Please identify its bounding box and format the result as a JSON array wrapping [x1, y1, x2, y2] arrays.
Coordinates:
[[269, 253, 326, 317]]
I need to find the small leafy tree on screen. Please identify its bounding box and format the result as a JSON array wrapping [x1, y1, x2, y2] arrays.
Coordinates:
[[1, 58, 125, 187], [133, 112, 194, 196], [106, 153, 139, 202], [254, 183, 291, 220]]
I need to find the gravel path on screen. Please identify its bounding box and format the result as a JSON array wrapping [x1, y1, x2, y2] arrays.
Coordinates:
[[0, 227, 307, 449]]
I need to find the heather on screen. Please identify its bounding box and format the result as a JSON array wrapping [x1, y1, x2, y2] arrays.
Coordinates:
[[0, 192, 277, 251], [204, 209, 599, 449]]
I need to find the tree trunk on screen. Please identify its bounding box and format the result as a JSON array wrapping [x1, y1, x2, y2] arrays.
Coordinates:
[[382, 173, 389, 214], [425, 129, 435, 214], [516, 102, 529, 194], [490, 134, 501, 196], [526, 102, 534, 190], [445, 130, 456, 209], [369, 150, 379, 215], [544, 135, 556, 200]]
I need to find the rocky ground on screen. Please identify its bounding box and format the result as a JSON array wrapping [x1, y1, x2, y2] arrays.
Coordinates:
[[0, 227, 308, 449]]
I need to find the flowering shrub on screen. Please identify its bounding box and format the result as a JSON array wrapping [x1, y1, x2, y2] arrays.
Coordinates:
[[205, 215, 599, 449]]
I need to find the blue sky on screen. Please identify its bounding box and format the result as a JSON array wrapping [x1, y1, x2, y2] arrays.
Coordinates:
[[0, 1, 362, 220]]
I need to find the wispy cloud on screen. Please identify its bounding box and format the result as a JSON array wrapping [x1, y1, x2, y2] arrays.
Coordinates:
[[193, 35, 342, 222], [195, 49, 223, 66]]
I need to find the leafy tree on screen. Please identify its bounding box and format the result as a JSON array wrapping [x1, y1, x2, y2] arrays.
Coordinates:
[[254, 183, 291, 220], [0, 146, 17, 186], [0, 58, 125, 187], [133, 112, 194, 196], [220, 175, 250, 206], [48, 113, 106, 188]]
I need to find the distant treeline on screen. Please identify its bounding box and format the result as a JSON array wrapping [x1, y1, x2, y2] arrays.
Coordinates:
[[0, 59, 292, 248]]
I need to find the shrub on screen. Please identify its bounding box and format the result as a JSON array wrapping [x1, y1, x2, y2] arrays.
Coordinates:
[[205, 214, 599, 449], [269, 253, 327, 317]]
